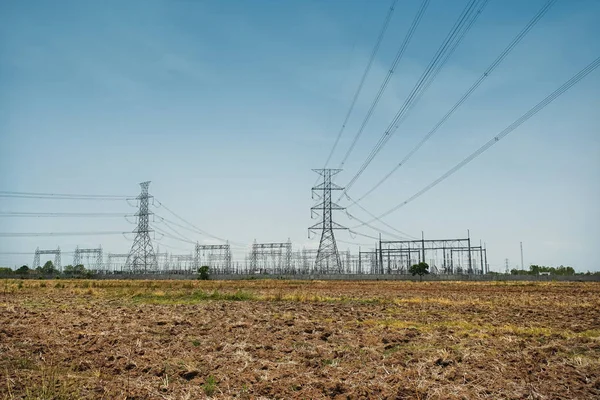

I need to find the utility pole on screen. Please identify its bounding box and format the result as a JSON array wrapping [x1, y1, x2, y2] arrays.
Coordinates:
[[505, 258, 510, 274], [484, 242, 488, 274], [520, 241, 524, 271], [309, 169, 346, 273], [479, 240, 484, 275], [421, 231, 425, 265], [379, 233, 383, 274], [467, 229, 472, 273], [125, 181, 158, 273]]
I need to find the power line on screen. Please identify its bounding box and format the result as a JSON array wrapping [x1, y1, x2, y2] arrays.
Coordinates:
[[153, 199, 244, 246], [0, 194, 130, 201], [0, 231, 128, 237], [153, 226, 196, 245], [0, 251, 75, 255], [152, 241, 192, 252], [348, 230, 380, 241], [337, 239, 374, 247], [355, 55, 600, 226], [351, 0, 557, 205], [345, 212, 406, 240], [323, 0, 399, 168], [338, 0, 431, 168], [153, 215, 245, 248], [345, 198, 417, 239], [0, 211, 133, 218], [0, 191, 131, 199], [154, 216, 197, 244], [345, 208, 410, 240], [341, 0, 488, 197]]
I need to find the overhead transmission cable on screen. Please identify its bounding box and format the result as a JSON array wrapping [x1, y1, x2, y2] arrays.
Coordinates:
[[322, 0, 399, 169], [153, 226, 196, 245], [0, 191, 132, 200], [0, 231, 128, 237], [345, 210, 407, 240], [348, 230, 381, 241], [353, 55, 600, 227], [337, 239, 374, 247], [153, 242, 192, 252], [0, 251, 76, 255], [340, 0, 488, 198], [345, 195, 417, 239], [153, 218, 196, 244], [153, 199, 244, 247], [350, 0, 557, 205], [338, 0, 431, 168], [0, 211, 133, 218]]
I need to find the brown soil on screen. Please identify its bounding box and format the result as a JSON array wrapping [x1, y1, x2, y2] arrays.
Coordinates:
[[1, 280, 599, 399]]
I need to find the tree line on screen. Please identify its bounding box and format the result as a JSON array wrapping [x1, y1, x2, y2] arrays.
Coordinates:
[[0, 260, 93, 277], [512, 264, 600, 276]]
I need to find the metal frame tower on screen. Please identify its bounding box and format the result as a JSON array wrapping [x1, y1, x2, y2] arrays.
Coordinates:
[[195, 243, 232, 274], [125, 181, 158, 272], [106, 253, 129, 273], [309, 169, 346, 274], [250, 240, 292, 274], [33, 247, 62, 272], [73, 246, 103, 271]]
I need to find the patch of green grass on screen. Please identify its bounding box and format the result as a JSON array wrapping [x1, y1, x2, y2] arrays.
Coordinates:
[[192, 340, 200, 347], [383, 345, 402, 356], [202, 375, 217, 396], [4, 356, 35, 370], [131, 289, 256, 305], [191, 289, 255, 301]]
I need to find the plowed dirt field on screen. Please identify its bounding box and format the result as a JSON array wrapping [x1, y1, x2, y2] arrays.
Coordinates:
[[1, 279, 599, 399]]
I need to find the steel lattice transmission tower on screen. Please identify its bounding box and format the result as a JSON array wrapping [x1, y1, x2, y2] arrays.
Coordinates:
[[309, 169, 347, 273], [125, 181, 158, 272]]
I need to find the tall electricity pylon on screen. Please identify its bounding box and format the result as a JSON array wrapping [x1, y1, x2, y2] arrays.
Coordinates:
[[309, 169, 347, 273], [126, 181, 158, 272]]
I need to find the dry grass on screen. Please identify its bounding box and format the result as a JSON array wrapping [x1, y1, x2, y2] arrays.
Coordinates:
[[1, 279, 599, 399]]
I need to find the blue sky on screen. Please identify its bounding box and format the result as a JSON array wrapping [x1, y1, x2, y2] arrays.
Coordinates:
[[1, 0, 599, 271]]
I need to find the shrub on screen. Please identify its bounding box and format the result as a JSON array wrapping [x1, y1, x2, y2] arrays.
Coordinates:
[[409, 262, 430, 281], [198, 266, 210, 280]]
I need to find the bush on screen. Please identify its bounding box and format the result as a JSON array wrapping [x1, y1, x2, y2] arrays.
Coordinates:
[[409, 262, 429, 281], [198, 266, 210, 280], [16, 265, 30, 275]]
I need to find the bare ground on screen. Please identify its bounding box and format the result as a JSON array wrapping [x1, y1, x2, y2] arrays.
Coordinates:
[[1, 280, 599, 399]]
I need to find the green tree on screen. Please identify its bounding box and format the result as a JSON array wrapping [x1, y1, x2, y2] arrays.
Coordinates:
[[41, 260, 58, 275], [526, 264, 575, 276], [73, 264, 87, 275], [555, 265, 575, 275], [16, 265, 30, 275], [512, 268, 530, 275], [409, 262, 429, 281], [63, 265, 75, 275], [198, 265, 210, 280], [0, 267, 12, 275]]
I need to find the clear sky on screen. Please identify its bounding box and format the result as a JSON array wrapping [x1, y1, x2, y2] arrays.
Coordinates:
[[1, 0, 599, 271]]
